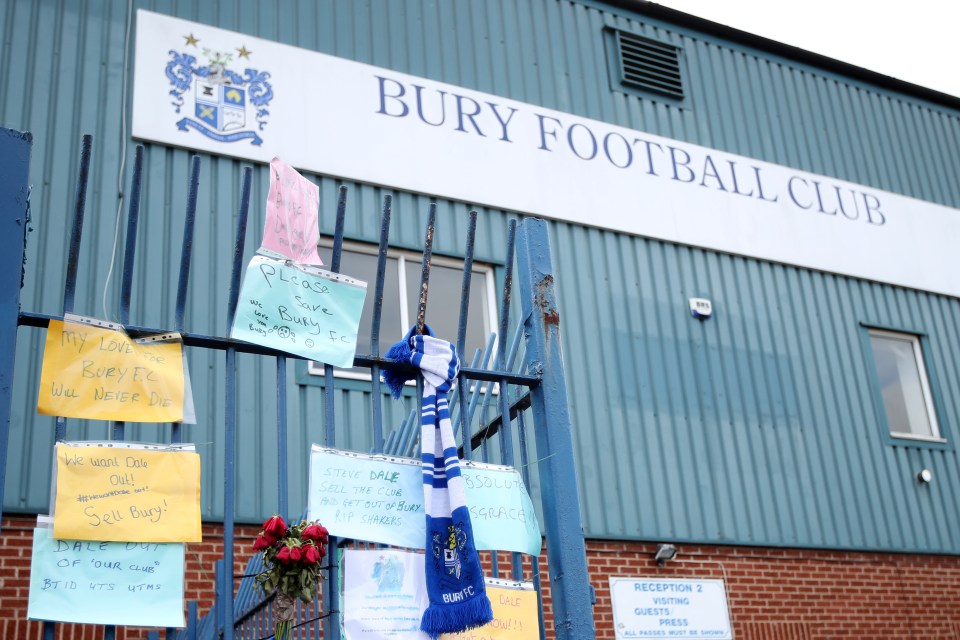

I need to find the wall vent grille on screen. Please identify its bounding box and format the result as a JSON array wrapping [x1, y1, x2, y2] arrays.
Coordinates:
[[616, 30, 684, 99]]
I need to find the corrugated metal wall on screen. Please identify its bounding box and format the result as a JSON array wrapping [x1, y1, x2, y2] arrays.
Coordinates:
[[3, 0, 959, 552]]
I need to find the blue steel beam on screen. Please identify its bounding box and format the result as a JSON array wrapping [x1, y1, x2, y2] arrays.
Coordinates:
[[516, 410, 547, 640], [223, 167, 253, 640], [415, 204, 437, 335], [515, 218, 595, 640], [323, 185, 348, 640], [369, 195, 393, 453], [117, 145, 144, 326], [104, 143, 145, 640], [454, 211, 478, 446], [17, 312, 539, 386], [110, 145, 144, 447], [0, 127, 32, 535], [186, 600, 197, 640], [61, 135, 92, 315], [323, 186, 348, 446], [174, 157, 201, 333], [55, 135, 93, 444], [46, 134, 90, 640], [278, 355, 289, 517], [450, 347, 483, 443], [461, 334, 497, 460], [172, 156, 201, 445], [496, 220, 517, 469]]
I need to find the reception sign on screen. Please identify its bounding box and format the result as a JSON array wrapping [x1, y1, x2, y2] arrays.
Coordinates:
[[134, 10, 960, 298], [610, 578, 732, 639]]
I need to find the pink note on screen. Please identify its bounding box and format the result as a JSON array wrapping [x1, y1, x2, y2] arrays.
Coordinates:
[[260, 157, 324, 265]]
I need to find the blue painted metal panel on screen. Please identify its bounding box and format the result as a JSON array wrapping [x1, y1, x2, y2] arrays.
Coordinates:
[[0, 127, 32, 528], [3, 0, 960, 557], [517, 219, 594, 640]]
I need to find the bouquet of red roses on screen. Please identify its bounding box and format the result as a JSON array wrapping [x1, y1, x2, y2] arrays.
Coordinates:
[[253, 516, 329, 640]]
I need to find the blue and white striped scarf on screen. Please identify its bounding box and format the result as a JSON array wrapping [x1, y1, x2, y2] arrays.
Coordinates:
[[384, 326, 493, 638]]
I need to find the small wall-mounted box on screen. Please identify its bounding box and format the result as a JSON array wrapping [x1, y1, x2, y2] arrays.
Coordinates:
[[689, 298, 712, 320]]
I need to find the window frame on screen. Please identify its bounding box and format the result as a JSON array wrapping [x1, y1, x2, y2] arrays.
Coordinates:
[[304, 241, 499, 383], [861, 323, 950, 450]]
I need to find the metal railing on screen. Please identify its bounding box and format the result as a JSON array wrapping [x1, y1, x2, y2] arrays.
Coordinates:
[[1, 129, 596, 640]]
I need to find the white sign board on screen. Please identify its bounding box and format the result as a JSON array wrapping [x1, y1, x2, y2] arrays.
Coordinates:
[[133, 10, 960, 298], [609, 578, 732, 639]]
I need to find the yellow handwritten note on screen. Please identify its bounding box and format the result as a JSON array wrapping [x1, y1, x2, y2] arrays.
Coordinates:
[[442, 583, 539, 640], [38, 320, 185, 422], [53, 444, 202, 543]]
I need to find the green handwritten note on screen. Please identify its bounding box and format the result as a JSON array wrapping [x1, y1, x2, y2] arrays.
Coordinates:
[[230, 256, 367, 368], [27, 527, 185, 627]]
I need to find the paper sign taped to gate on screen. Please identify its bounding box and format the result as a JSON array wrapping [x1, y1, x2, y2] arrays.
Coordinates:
[[230, 255, 367, 368], [443, 580, 539, 640], [343, 549, 427, 639], [308, 447, 542, 555], [27, 527, 186, 627], [260, 157, 324, 265], [53, 443, 202, 542], [37, 319, 187, 422], [343, 548, 539, 640]]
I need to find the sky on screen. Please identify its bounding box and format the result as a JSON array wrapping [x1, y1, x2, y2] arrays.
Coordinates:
[[652, 0, 960, 98]]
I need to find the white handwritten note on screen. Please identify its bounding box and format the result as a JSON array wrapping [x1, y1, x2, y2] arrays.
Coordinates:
[[309, 447, 541, 555]]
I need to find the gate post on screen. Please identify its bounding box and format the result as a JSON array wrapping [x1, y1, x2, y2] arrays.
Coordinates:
[[515, 218, 596, 640], [0, 127, 32, 526]]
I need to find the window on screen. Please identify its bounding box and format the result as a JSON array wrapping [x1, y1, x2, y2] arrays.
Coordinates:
[[866, 329, 942, 442], [307, 242, 498, 379]]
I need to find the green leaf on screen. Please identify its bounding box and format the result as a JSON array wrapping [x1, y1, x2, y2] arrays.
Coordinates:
[[266, 576, 278, 593]]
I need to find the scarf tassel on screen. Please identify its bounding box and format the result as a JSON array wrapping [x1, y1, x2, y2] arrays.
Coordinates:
[[382, 338, 413, 398], [420, 594, 495, 639], [382, 324, 434, 398]]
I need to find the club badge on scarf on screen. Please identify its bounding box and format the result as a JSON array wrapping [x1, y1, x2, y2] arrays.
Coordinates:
[[383, 326, 494, 638]]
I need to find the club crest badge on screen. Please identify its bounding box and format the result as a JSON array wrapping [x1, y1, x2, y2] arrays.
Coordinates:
[[165, 41, 272, 145], [433, 523, 468, 580]]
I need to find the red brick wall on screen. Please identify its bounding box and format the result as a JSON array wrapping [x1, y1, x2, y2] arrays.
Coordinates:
[[3, 516, 959, 639], [0, 517, 262, 640], [588, 541, 960, 639]]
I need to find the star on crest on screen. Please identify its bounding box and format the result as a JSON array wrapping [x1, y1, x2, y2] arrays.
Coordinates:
[[237, 45, 252, 59], [183, 33, 199, 47]]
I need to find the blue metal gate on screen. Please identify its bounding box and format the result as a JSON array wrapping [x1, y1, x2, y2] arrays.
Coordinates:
[[0, 128, 596, 640]]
